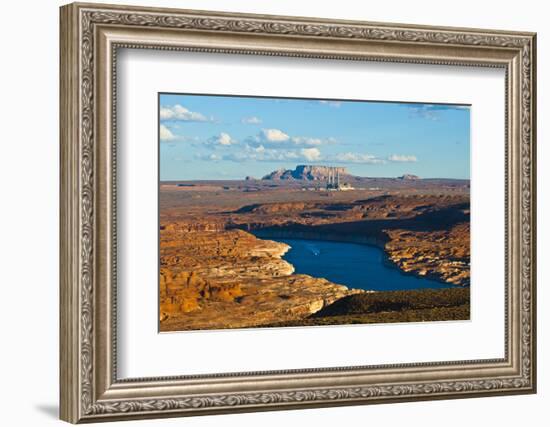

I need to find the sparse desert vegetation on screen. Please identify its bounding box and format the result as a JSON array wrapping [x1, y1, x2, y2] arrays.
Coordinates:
[[263, 288, 470, 327]]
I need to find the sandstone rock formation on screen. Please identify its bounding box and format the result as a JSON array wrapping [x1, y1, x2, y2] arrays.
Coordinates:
[[398, 174, 420, 180], [262, 165, 350, 181], [385, 222, 470, 286], [260, 165, 426, 183], [160, 228, 362, 330]]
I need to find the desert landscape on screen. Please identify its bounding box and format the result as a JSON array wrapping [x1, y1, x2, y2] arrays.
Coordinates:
[[159, 165, 470, 331]]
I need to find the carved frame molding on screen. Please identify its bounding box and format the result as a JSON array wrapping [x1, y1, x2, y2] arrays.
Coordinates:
[[60, 2, 536, 423]]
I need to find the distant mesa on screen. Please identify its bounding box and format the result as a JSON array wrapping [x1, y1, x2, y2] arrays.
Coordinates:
[[245, 176, 257, 181], [261, 165, 350, 181], [398, 174, 420, 180], [259, 165, 422, 182]]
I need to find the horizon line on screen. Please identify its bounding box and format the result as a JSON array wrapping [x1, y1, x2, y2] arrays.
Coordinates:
[[159, 176, 471, 182]]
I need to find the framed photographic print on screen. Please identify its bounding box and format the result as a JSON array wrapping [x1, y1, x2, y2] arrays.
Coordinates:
[[60, 2, 537, 423], [158, 93, 472, 332]]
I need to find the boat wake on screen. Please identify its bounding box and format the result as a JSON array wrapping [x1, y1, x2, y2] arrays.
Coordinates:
[[305, 244, 321, 256]]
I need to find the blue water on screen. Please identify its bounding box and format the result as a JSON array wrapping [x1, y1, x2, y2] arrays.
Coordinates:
[[276, 238, 451, 291]]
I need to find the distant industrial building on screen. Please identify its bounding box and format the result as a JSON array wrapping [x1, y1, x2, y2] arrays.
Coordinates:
[[326, 167, 354, 191]]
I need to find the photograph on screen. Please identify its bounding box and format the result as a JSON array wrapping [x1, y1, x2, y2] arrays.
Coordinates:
[[158, 93, 471, 331]]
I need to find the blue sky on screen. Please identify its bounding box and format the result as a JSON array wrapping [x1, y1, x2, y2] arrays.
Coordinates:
[[159, 93, 470, 181]]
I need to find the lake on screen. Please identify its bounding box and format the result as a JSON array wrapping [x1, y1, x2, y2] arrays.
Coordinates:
[[275, 238, 451, 291]]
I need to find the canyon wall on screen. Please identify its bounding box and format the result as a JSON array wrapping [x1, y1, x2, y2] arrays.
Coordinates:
[[160, 228, 363, 331]]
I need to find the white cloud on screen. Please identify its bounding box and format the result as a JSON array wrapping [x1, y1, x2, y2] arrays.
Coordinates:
[[318, 100, 342, 108], [261, 128, 290, 142], [160, 124, 176, 141], [301, 147, 321, 161], [196, 153, 222, 161], [218, 133, 234, 146], [406, 104, 468, 120], [248, 129, 335, 148], [196, 144, 321, 163], [243, 146, 300, 162], [196, 143, 415, 167], [241, 116, 262, 124], [407, 105, 440, 121], [207, 132, 236, 146], [388, 154, 418, 162], [333, 152, 385, 164], [160, 104, 212, 122], [291, 137, 323, 146]]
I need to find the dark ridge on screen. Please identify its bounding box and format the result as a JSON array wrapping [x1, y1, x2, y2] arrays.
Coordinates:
[[311, 288, 470, 318]]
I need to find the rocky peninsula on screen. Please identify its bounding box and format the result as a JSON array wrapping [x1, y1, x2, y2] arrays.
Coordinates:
[[160, 228, 363, 331]]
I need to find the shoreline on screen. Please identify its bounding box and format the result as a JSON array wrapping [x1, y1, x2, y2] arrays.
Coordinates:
[[251, 228, 388, 249], [250, 228, 460, 288], [255, 232, 362, 294]]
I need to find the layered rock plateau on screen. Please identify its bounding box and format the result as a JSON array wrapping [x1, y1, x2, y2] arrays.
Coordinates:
[[160, 228, 362, 331], [385, 223, 469, 286]]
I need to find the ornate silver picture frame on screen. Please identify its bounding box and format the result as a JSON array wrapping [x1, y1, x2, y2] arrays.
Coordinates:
[[60, 2, 536, 423]]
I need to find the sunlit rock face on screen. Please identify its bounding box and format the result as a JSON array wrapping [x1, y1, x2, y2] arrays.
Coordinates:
[[385, 222, 470, 287], [159, 229, 361, 331], [262, 165, 350, 181]]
